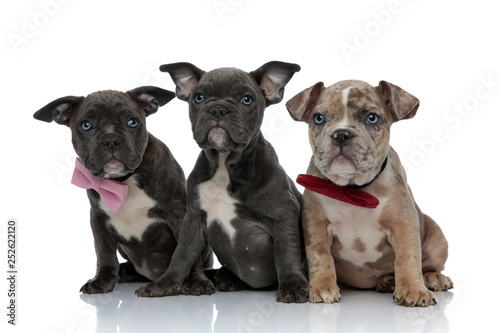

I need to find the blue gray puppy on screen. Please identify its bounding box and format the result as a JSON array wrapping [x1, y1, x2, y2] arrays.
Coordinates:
[[135, 62, 308, 303], [34, 87, 212, 295]]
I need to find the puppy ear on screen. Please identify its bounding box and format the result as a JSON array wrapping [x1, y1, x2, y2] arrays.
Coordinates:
[[159, 62, 205, 101], [33, 96, 84, 126], [286, 82, 324, 123], [127, 86, 176, 116], [250, 61, 301, 106], [377, 81, 419, 120]]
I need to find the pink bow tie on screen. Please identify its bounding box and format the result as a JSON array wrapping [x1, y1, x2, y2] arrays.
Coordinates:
[[71, 158, 128, 213], [296, 174, 379, 209]]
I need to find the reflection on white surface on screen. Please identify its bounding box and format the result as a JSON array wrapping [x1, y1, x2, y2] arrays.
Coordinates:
[[75, 283, 453, 333]]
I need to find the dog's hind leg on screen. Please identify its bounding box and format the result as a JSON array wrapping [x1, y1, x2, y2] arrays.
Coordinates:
[[376, 274, 395, 293], [214, 266, 250, 292], [421, 214, 453, 291]]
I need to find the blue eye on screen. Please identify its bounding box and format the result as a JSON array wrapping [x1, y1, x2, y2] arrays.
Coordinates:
[[194, 93, 204, 104], [366, 113, 379, 125], [313, 113, 325, 125], [128, 118, 138, 128], [81, 120, 92, 131], [241, 95, 253, 106]]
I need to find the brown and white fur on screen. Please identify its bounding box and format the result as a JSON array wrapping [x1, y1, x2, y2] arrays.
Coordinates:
[[286, 80, 452, 307]]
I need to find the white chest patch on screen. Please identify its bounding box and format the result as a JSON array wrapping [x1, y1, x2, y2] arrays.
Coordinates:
[[198, 152, 238, 241], [316, 192, 387, 267], [100, 175, 157, 241]]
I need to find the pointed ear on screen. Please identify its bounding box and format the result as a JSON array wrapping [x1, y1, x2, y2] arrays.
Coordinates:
[[159, 62, 205, 101], [286, 82, 324, 123], [377, 81, 419, 121], [250, 61, 301, 106], [33, 96, 84, 126], [127, 86, 176, 116]]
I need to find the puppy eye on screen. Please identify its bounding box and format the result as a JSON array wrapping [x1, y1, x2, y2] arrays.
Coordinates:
[[128, 118, 139, 128], [241, 95, 253, 106], [194, 93, 204, 104], [313, 113, 325, 125], [81, 120, 92, 131], [366, 113, 379, 125]]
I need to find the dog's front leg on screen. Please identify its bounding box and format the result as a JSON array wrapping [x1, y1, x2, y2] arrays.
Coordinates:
[[303, 193, 341, 303], [386, 213, 437, 307], [81, 208, 119, 294], [135, 209, 214, 297], [272, 214, 309, 303]]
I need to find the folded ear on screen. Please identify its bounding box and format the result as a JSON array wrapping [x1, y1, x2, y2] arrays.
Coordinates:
[[250, 61, 301, 106], [127, 86, 176, 116], [285, 82, 324, 123], [33, 96, 84, 126], [377, 81, 419, 121], [159, 62, 205, 101]]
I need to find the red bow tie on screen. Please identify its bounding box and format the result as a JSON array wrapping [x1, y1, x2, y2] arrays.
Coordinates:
[[296, 174, 379, 209], [71, 158, 128, 212]]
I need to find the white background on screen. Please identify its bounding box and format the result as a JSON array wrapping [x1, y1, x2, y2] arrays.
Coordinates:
[[1, 0, 499, 332]]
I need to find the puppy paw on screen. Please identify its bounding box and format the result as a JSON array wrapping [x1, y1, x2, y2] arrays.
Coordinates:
[[308, 283, 341, 304], [376, 274, 395, 293], [276, 279, 309, 304], [424, 272, 453, 291], [80, 275, 118, 294], [393, 284, 437, 307], [215, 267, 249, 292], [135, 280, 179, 297], [183, 275, 215, 296], [118, 262, 150, 283]]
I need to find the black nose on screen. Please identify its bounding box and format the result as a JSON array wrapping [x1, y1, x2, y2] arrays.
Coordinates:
[[210, 106, 227, 119], [332, 130, 353, 146], [102, 136, 121, 148]]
